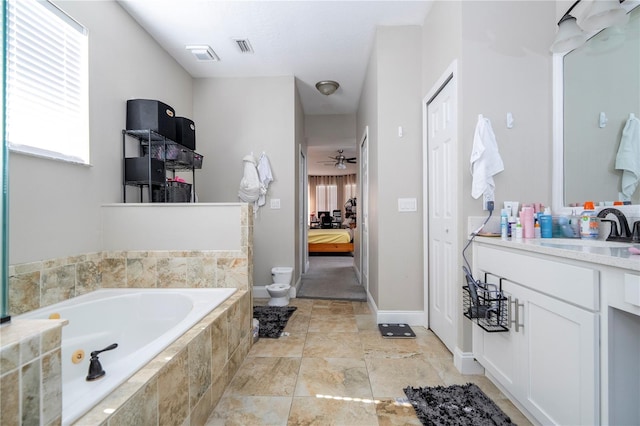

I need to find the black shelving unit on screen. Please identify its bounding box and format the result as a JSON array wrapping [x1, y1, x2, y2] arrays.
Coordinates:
[[122, 129, 202, 203]]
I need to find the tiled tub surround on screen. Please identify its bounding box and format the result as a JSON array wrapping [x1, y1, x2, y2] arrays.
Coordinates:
[[0, 319, 67, 425], [8, 250, 251, 317]]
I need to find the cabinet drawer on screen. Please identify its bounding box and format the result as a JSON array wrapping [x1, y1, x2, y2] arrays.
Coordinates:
[[476, 245, 599, 310]]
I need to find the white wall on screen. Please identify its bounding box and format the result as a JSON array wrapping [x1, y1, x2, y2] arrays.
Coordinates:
[[192, 76, 297, 286], [305, 114, 356, 145], [9, 0, 193, 265]]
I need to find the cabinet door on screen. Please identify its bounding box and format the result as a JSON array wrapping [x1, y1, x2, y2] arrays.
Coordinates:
[[515, 282, 599, 426], [472, 284, 519, 391]]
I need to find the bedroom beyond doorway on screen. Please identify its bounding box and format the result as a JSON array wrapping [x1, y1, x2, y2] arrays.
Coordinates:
[[298, 254, 366, 301]]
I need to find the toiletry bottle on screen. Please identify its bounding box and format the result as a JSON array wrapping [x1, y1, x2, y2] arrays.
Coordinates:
[[515, 217, 523, 241], [522, 206, 535, 239], [534, 221, 541, 238], [500, 209, 508, 241], [580, 201, 599, 239], [508, 215, 516, 238], [569, 209, 580, 238], [539, 207, 553, 238]]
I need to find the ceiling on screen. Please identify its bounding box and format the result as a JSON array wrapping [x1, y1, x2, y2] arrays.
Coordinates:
[[117, 0, 433, 175]]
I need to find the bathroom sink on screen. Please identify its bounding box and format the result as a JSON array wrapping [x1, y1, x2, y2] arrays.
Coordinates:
[[541, 239, 633, 248]]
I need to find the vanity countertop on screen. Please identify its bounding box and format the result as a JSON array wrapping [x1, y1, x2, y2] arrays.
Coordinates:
[[474, 237, 640, 272]]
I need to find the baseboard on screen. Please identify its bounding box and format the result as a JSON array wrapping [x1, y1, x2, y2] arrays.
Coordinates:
[[453, 347, 485, 375], [375, 309, 426, 326]]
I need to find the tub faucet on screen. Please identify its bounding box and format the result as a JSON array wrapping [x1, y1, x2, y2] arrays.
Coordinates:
[[86, 343, 118, 381], [596, 208, 632, 242]]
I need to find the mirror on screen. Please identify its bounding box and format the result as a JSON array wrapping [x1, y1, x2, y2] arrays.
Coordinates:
[[561, 5, 640, 207]]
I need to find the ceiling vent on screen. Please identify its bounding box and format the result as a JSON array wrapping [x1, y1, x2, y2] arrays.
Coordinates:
[[185, 45, 220, 61], [233, 38, 254, 54]]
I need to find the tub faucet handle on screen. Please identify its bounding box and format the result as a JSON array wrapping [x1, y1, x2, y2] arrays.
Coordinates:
[[86, 343, 118, 382]]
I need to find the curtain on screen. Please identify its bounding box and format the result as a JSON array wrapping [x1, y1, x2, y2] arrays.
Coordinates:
[[308, 174, 357, 222]]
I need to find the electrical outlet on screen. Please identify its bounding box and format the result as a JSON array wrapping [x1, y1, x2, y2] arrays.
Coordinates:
[[483, 193, 494, 211]]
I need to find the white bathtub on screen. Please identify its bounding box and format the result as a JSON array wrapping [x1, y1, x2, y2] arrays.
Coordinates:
[[17, 288, 236, 425]]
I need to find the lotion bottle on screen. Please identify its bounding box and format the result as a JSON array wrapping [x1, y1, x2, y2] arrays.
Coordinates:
[[522, 206, 535, 239], [515, 217, 523, 241], [501, 209, 508, 240], [539, 207, 553, 238]]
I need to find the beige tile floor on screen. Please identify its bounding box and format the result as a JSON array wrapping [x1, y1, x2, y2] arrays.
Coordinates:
[[206, 298, 532, 425]]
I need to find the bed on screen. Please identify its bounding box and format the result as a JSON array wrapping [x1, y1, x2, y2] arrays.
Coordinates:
[[308, 228, 354, 253]]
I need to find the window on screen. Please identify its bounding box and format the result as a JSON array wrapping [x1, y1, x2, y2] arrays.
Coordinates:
[[6, 0, 89, 164], [315, 184, 337, 212]]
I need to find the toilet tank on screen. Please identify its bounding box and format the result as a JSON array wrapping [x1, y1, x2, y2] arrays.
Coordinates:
[[271, 267, 293, 284]]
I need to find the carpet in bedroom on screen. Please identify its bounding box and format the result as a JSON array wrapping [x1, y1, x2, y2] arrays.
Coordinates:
[[298, 255, 366, 301]]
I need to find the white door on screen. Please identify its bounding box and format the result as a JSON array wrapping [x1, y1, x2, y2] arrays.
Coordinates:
[[359, 128, 369, 294], [426, 72, 458, 352], [299, 147, 308, 274]]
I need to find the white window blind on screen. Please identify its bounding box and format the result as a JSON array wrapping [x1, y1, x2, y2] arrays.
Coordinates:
[[6, 0, 89, 164]]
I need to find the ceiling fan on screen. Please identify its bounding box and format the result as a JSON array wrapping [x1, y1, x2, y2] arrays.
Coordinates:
[[318, 149, 356, 169]]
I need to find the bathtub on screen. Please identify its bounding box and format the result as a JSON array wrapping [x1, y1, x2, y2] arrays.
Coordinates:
[[17, 287, 236, 425]]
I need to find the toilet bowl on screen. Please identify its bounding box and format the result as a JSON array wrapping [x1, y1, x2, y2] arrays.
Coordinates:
[[266, 267, 293, 306]]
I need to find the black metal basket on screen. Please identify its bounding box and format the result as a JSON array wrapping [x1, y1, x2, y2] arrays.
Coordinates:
[[152, 181, 192, 203], [462, 267, 508, 332]]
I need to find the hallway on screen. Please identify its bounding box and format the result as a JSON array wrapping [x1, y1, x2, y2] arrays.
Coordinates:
[[298, 255, 366, 301]]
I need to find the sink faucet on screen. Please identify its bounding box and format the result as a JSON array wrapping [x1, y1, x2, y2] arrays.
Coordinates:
[[596, 208, 632, 242]]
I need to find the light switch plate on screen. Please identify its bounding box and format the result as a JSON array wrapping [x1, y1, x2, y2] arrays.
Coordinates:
[[270, 198, 281, 209], [398, 198, 417, 212]]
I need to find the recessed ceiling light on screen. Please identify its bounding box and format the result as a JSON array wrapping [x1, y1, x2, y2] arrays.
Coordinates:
[[185, 45, 220, 61]]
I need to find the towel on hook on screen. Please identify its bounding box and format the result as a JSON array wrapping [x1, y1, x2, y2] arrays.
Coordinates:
[[615, 113, 640, 200], [238, 154, 261, 204], [257, 152, 273, 207], [470, 114, 504, 199]]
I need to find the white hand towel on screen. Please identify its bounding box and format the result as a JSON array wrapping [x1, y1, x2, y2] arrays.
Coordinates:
[[470, 114, 504, 199], [615, 113, 640, 199], [238, 154, 260, 203], [256, 152, 274, 207]]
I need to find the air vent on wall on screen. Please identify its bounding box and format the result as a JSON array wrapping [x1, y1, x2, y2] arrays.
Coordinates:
[[233, 38, 254, 54]]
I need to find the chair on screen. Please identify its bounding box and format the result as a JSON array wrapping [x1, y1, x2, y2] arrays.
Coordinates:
[[321, 214, 333, 229], [332, 209, 342, 228]]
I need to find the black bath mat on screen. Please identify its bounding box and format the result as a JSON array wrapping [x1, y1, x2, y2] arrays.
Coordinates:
[[403, 383, 513, 426], [253, 305, 297, 338], [378, 323, 416, 338]]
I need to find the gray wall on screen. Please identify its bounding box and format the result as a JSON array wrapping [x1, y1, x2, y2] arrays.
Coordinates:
[[357, 26, 423, 311], [9, 0, 193, 265], [421, 0, 556, 350], [192, 77, 298, 287]]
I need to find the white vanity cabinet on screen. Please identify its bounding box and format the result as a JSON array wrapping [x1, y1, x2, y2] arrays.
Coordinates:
[[472, 243, 600, 425]]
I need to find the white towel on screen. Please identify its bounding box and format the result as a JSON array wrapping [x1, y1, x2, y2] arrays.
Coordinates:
[[470, 114, 504, 199], [238, 154, 261, 203], [256, 152, 273, 207], [615, 113, 640, 200]]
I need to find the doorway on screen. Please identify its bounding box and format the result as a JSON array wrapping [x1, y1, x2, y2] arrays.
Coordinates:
[[424, 62, 459, 353]]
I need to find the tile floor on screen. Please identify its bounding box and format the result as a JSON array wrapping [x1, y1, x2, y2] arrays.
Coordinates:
[[206, 298, 532, 425]]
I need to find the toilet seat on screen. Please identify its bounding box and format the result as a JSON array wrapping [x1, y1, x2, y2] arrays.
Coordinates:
[[266, 283, 290, 291]]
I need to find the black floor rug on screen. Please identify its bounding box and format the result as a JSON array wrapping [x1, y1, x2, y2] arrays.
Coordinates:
[[253, 305, 297, 338], [403, 383, 513, 426]]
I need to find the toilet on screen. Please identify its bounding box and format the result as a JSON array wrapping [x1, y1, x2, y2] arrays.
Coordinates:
[[266, 267, 293, 306]]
